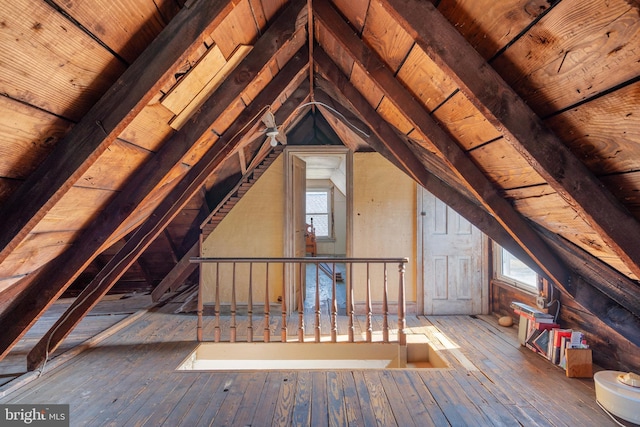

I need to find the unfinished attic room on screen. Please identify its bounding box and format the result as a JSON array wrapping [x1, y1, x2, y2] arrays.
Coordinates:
[[2, 0, 640, 425]]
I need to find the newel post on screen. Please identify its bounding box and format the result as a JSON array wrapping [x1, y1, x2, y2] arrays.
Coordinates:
[[196, 236, 204, 342], [398, 260, 406, 346]]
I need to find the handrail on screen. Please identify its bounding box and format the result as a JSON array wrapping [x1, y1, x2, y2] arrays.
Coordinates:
[[191, 257, 409, 263], [190, 257, 408, 345]]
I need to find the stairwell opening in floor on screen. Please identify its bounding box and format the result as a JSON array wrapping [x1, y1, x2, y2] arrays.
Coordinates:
[[177, 336, 449, 371]]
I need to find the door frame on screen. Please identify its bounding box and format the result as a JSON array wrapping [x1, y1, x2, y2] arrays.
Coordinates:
[[284, 146, 353, 310]]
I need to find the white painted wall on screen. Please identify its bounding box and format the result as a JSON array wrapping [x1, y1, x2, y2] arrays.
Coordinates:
[[201, 152, 417, 306], [200, 155, 285, 304], [351, 152, 417, 304]]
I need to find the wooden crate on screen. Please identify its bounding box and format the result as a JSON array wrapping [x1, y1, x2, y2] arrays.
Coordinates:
[[565, 348, 593, 378]]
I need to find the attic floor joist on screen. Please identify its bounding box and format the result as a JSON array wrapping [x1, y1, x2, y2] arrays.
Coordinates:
[[0, 0, 309, 362]]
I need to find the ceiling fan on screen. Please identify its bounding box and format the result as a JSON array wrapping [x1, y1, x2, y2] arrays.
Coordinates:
[[260, 109, 287, 147]]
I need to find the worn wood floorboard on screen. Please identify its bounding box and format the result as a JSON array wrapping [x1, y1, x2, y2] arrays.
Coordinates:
[[270, 371, 297, 427], [249, 371, 291, 427], [0, 313, 618, 426], [0, 293, 151, 383], [339, 371, 367, 427], [326, 371, 346, 427]]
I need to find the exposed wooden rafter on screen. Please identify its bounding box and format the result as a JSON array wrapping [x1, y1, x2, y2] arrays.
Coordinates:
[[0, 0, 238, 265], [314, 49, 543, 277], [26, 49, 310, 371], [154, 85, 312, 304], [314, 0, 569, 291], [380, 0, 640, 279], [0, 0, 308, 362]]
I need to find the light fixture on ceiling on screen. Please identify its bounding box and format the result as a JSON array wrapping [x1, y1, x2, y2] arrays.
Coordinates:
[[260, 109, 287, 147]]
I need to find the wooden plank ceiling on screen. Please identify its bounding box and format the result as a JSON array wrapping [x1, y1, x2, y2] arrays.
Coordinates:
[[0, 0, 638, 366]]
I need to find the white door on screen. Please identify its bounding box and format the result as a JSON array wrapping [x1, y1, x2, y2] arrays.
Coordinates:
[[420, 189, 487, 315]]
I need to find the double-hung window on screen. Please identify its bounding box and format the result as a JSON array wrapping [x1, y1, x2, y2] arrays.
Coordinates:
[[306, 188, 332, 239]]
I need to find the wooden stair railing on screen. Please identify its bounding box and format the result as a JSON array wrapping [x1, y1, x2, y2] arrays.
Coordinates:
[[190, 257, 408, 345]]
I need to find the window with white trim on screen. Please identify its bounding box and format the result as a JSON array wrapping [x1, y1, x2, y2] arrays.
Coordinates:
[[495, 244, 538, 292]]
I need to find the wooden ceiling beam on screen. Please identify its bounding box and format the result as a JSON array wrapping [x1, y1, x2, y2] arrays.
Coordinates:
[[314, 92, 377, 152], [315, 75, 471, 197], [153, 82, 311, 303], [0, 0, 308, 362], [27, 49, 310, 371], [381, 0, 640, 279], [314, 0, 570, 290], [314, 49, 541, 275], [0, 0, 238, 264]]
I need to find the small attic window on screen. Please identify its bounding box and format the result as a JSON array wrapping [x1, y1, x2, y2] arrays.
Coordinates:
[[495, 245, 538, 292]]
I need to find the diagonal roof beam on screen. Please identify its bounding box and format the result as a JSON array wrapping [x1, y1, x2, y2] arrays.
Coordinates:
[[152, 83, 311, 304], [315, 74, 471, 198], [26, 50, 310, 370], [314, 0, 569, 290], [381, 0, 640, 279], [0, 0, 307, 361], [0, 0, 238, 264], [314, 50, 541, 274]]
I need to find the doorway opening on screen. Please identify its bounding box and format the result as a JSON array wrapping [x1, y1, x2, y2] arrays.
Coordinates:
[[284, 147, 352, 312]]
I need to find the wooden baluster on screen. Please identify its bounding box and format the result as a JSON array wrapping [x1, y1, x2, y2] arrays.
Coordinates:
[[383, 263, 389, 343], [281, 263, 287, 343], [264, 262, 270, 343], [348, 262, 354, 342], [315, 261, 321, 342], [298, 261, 304, 342], [214, 263, 221, 342], [230, 262, 237, 343], [331, 262, 337, 342], [398, 261, 406, 346], [196, 236, 204, 341], [366, 263, 372, 342], [247, 262, 253, 343]]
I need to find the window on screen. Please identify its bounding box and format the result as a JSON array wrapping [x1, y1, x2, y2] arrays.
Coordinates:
[[306, 189, 332, 239], [495, 245, 538, 292]]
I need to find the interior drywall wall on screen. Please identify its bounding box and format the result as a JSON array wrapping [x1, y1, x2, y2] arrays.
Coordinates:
[[200, 155, 285, 304], [352, 152, 417, 304], [201, 152, 417, 307]]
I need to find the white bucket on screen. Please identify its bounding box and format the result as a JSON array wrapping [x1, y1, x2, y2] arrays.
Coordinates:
[[594, 370, 640, 424]]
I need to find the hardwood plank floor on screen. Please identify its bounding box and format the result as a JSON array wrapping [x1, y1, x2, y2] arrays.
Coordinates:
[[0, 293, 151, 386], [0, 310, 619, 426]]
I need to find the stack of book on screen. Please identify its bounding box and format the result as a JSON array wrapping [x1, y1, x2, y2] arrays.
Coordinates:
[[510, 302, 589, 368]]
